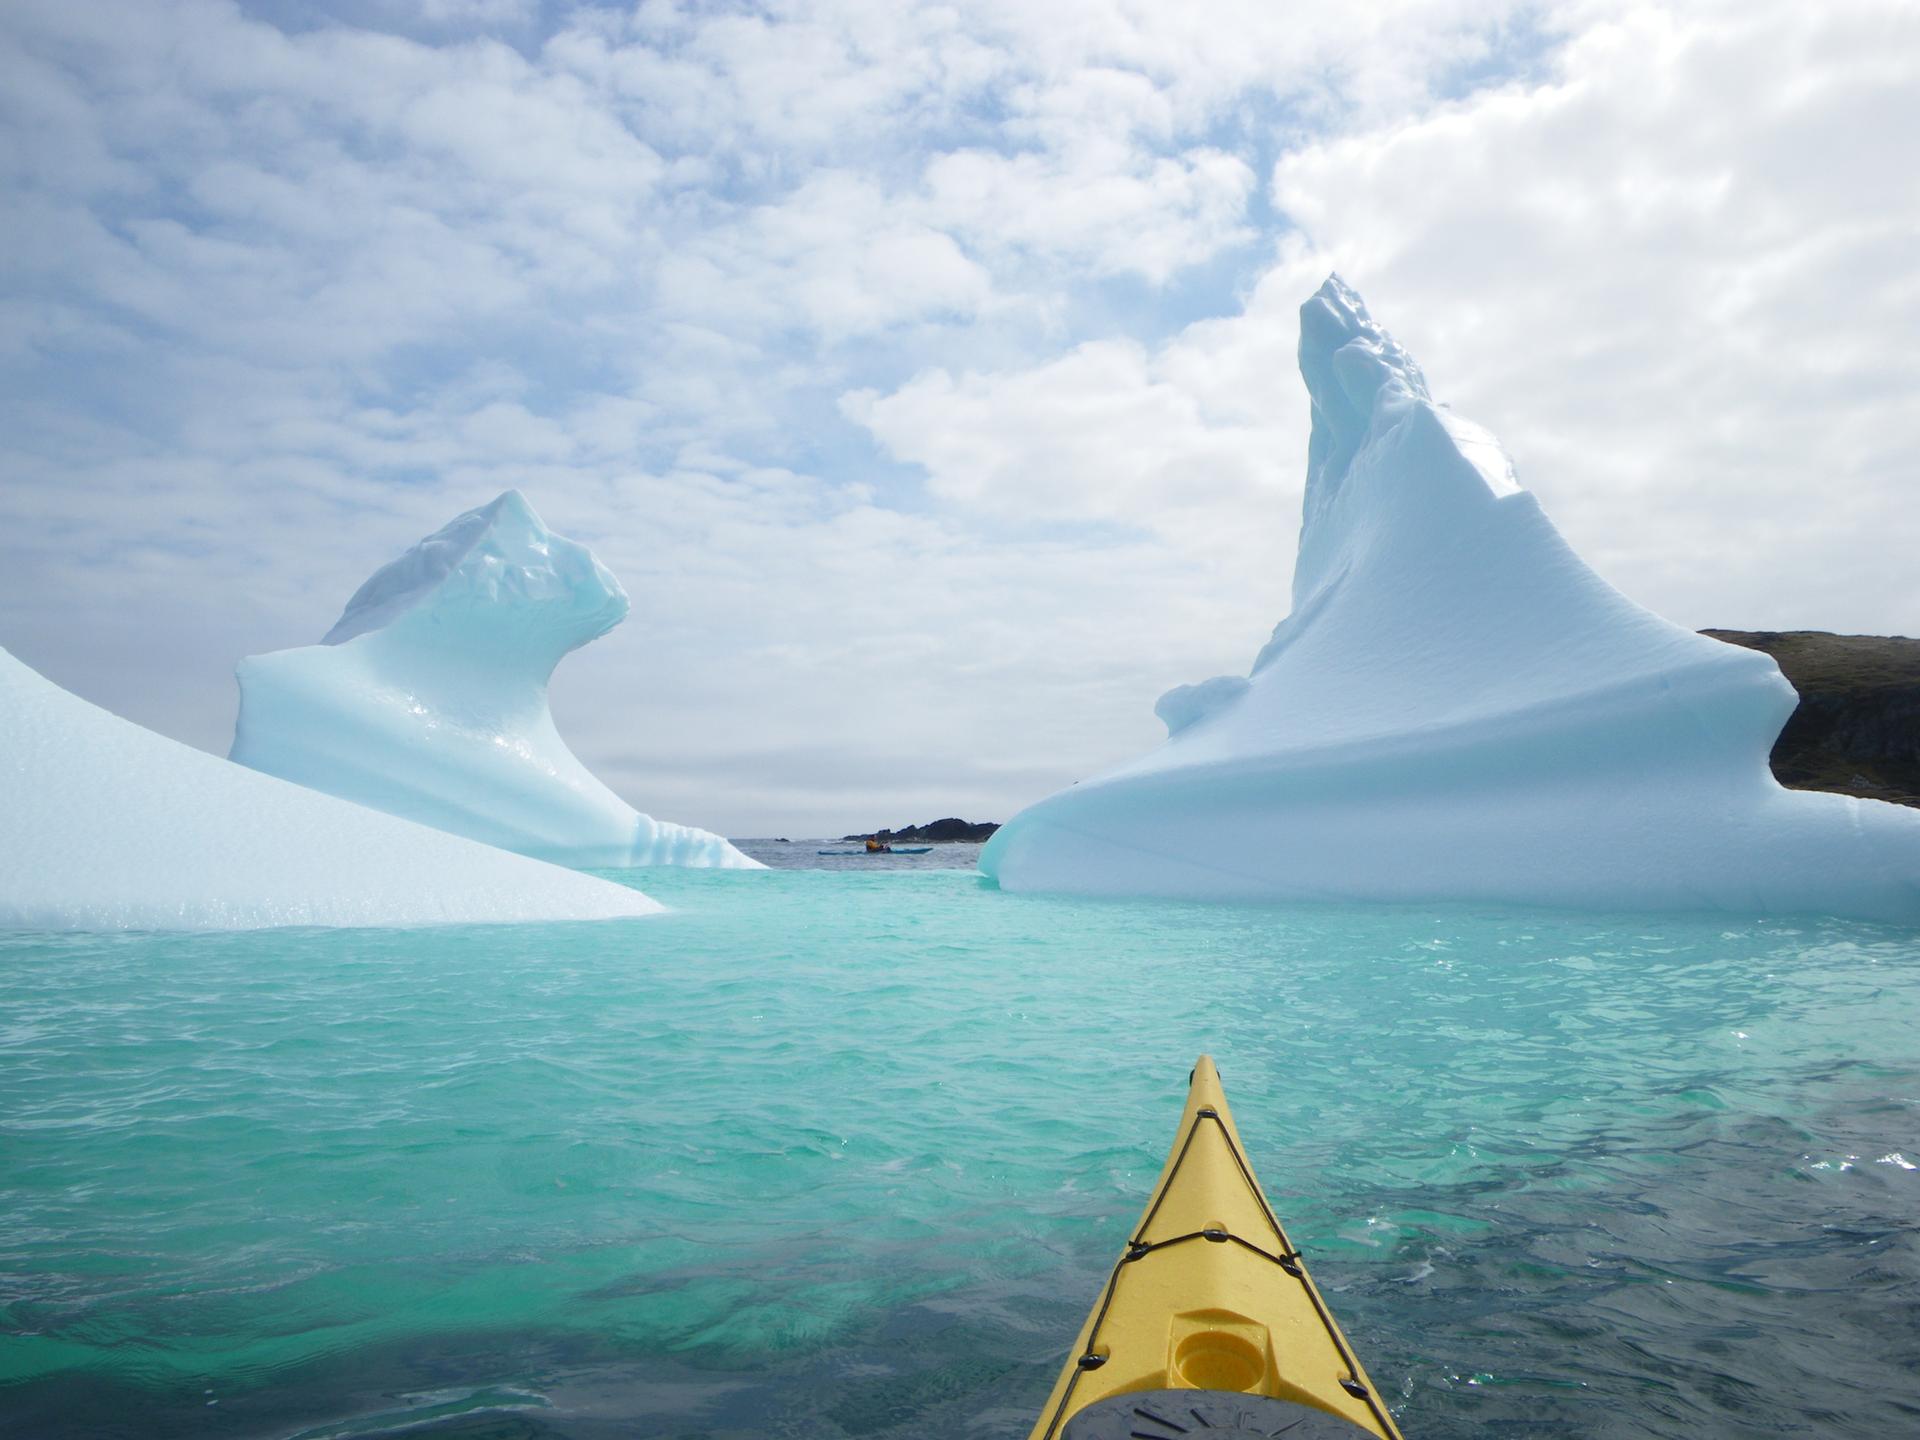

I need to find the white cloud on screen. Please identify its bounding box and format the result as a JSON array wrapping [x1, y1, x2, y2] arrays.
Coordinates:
[[409, 0, 536, 26], [920, 144, 1255, 284], [844, 331, 1285, 525], [1268, 0, 1920, 632], [655, 171, 997, 340]]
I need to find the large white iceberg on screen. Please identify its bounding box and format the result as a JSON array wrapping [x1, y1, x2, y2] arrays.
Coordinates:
[[231, 492, 759, 870], [0, 645, 660, 930], [982, 277, 1920, 923]]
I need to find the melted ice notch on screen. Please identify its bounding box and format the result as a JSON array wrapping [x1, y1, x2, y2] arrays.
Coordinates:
[[232, 492, 760, 870], [982, 277, 1920, 922]]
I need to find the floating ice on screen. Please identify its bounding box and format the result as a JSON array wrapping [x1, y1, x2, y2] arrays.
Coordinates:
[[232, 492, 759, 870], [982, 277, 1920, 923], [0, 645, 660, 930]]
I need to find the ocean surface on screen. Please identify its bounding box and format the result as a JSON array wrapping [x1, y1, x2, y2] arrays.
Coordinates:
[[3, 845, 1917, 1439]]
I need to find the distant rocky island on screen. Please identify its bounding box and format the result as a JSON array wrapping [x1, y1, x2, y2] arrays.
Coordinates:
[[843, 817, 1000, 843], [1704, 630, 1920, 809]]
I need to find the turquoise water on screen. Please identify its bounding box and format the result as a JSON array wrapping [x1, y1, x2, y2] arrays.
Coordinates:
[[3, 862, 1918, 1439]]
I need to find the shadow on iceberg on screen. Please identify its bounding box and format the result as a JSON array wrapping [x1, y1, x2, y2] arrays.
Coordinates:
[[981, 277, 1920, 924], [231, 491, 760, 871]]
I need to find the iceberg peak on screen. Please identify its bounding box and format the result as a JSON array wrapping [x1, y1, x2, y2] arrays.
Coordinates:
[[322, 490, 628, 682], [233, 493, 760, 871], [1299, 274, 1430, 507], [983, 280, 1920, 922], [1289, 277, 1516, 612]]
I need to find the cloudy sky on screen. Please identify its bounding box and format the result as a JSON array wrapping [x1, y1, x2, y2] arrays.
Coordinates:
[[2, 0, 1915, 839]]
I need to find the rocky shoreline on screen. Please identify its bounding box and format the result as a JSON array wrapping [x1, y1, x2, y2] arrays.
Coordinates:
[[842, 817, 1000, 844], [1704, 629, 1920, 809]]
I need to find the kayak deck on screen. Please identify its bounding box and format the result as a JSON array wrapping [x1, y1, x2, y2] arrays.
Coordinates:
[[1029, 1056, 1404, 1440]]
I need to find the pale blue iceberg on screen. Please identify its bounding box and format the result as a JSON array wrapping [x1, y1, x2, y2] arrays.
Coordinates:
[[982, 277, 1920, 923], [232, 492, 760, 870], [0, 645, 660, 930]]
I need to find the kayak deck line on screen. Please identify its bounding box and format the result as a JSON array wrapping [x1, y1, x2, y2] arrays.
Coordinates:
[[1029, 1056, 1405, 1440]]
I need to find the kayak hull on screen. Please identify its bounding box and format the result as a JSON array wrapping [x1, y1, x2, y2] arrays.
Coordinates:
[[1028, 1056, 1403, 1440]]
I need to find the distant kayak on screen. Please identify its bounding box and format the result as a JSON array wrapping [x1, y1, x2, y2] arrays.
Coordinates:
[[1028, 1056, 1404, 1439], [816, 846, 934, 856]]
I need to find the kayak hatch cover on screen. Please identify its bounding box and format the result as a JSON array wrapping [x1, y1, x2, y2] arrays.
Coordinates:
[[1028, 1055, 1405, 1440]]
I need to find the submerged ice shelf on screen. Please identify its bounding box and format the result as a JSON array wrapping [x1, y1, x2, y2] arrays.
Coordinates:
[[0, 645, 660, 930], [232, 491, 759, 871], [982, 277, 1920, 923]]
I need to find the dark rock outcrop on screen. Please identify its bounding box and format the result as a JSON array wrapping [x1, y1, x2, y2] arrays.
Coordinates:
[[842, 817, 1000, 843], [1703, 629, 1920, 808]]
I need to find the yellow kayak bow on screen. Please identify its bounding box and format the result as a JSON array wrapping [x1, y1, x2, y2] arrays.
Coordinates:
[[1029, 1056, 1406, 1440]]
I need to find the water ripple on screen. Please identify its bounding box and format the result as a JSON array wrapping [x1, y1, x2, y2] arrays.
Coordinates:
[[1, 874, 1916, 1437]]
